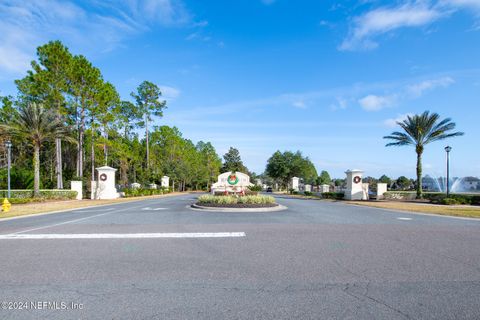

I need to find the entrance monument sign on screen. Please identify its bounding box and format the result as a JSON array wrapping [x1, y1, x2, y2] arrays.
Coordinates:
[[211, 172, 254, 194]]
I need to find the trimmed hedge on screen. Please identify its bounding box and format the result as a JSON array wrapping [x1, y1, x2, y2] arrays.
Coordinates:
[[384, 191, 480, 205], [321, 192, 345, 200], [0, 189, 77, 200], [123, 187, 172, 198]]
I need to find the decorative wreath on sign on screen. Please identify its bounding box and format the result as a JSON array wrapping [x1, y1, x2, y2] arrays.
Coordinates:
[[100, 173, 107, 181], [227, 174, 239, 185], [353, 176, 361, 184]]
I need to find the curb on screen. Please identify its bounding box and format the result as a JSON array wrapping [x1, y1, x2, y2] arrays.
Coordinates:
[[190, 203, 288, 212]]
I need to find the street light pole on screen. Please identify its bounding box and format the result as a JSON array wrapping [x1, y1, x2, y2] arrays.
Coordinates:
[[5, 140, 12, 199], [445, 146, 452, 197]]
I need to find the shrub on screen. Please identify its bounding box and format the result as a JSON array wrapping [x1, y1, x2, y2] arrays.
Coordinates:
[[321, 192, 344, 200], [248, 185, 263, 192], [123, 188, 165, 198], [384, 191, 479, 205], [0, 189, 77, 200], [304, 191, 313, 196], [197, 195, 276, 205], [7, 198, 45, 204], [441, 198, 461, 205]]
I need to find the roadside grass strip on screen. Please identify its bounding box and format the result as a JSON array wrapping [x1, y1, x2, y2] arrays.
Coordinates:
[[0, 232, 246, 240]]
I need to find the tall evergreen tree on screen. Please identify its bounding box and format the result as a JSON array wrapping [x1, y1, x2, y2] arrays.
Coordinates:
[[15, 40, 73, 188], [131, 81, 167, 171], [222, 147, 247, 173]]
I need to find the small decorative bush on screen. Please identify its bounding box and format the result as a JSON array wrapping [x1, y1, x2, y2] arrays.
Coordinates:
[[441, 198, 460, 205], [248, 185, 263, 192], [321, 192, 345, 200], [123, 187, 169, 197], [304, 191, 313, 196]]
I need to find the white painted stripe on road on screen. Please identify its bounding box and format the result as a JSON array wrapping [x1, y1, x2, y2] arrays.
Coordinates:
[[74, 208, 115, 213], [141, 207, 167, 211], [10, 212, 113, 235], [8, 201, 160, 235], [0, 232, 246, 240], [397, 217, 413, 221]]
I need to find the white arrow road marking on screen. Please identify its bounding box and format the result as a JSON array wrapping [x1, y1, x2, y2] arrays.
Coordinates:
[[0, 232, 246, 240], [397, 217, 413, 221], [141, 207, 167, 211]]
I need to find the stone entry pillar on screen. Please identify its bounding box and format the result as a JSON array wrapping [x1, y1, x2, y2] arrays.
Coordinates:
[[70, 180, 83, 200], [291, 177, 300, 191], [345, 169, 366, 200], [161, 176, 170, 188], [377, 183, 388, 200], [91, 166, 119, 200]]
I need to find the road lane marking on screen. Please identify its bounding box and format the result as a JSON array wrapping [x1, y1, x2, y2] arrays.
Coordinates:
[[141, 207, 167, 211], [0, 232, 246, 240], [10, 212, 113, 235], [7, 202, 158, 235], [397, 217, 413, 221], [73, 208, 115, 213]]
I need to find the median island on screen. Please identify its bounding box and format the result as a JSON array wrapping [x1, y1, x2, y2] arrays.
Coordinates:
[[196, 194, 278, 208]]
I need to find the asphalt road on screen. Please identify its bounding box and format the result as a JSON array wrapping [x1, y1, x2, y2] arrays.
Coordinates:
[[0, 193, 479, 320]]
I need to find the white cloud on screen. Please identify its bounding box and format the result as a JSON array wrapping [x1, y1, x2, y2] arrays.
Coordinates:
[[358, 94, 395, 111], [0, 0, 192, 75], [292, 100, 307, 109], [340, 2, 443, 51], [384, 113, 414, 127], [359, 76, 454, 112], [443, 0, 480, 11], [329, 97, 348, 111], [406, 76, 455, 97], [159, 85, 180, 100]]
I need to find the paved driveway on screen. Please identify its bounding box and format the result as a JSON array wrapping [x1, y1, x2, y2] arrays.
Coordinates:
[[0, 194, 479, 319]]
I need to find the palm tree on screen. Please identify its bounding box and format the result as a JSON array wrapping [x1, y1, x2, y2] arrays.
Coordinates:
[[0, 103, 76, 197], [384, 111, 464, 199]]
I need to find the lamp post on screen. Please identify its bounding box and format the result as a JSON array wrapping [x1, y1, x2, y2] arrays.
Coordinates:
[[445, 146, 452, 197], [5, 140, 12, 199]]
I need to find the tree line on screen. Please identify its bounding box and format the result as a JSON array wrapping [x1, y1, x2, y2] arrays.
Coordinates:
[[0, 40, 223, 196]]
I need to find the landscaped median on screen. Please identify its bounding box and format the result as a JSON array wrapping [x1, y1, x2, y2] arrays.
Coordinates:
[[193, 194, 286, 212], [0, 192, 185, 220]]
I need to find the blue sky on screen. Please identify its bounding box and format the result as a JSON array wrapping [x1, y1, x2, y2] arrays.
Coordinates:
[[0, 0, 479, 179]]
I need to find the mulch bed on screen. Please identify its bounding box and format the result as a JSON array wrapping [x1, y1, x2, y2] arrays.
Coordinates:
[[196, 203, 279, 208]]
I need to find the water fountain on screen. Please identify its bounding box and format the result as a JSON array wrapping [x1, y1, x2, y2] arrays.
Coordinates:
[[424, 175, 479, 193]]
